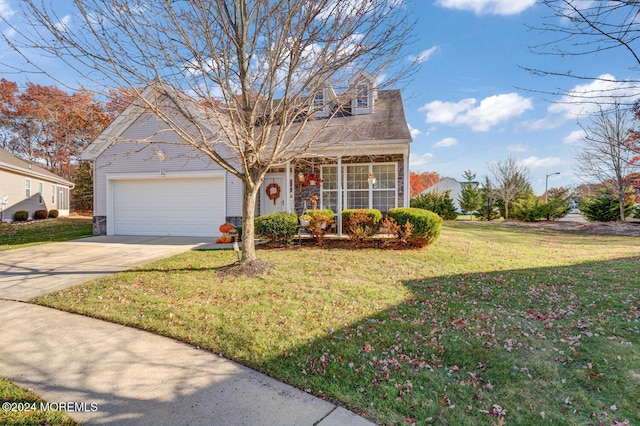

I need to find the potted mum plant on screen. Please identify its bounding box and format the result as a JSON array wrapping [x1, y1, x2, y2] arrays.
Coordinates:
[[299, 214, 312, 227]]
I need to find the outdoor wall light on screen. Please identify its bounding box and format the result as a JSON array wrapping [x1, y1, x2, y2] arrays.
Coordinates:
[[157, 150, 166, 161], [298, 172, 306, 192], [367, 172, 377, 187]]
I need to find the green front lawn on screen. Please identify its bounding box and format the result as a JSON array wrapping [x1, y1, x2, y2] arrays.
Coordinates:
[[0, 218, 93, 251], [33, 222, 640, 425], [0, 378, 79, 425]]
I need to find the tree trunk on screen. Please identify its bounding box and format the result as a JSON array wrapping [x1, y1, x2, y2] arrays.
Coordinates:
[[619, 192, 626, 222], [240, 182, 260, 263]]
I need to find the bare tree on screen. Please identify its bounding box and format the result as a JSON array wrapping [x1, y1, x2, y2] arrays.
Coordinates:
[[487, 156, 530, 220], [524, 0, 640, 112], [3, 0, 416, 265], [530, 1, 640, 79], [573, 101, 638, 221]]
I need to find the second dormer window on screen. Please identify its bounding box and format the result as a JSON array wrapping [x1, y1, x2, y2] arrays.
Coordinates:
[[313, 90, 324, 109]]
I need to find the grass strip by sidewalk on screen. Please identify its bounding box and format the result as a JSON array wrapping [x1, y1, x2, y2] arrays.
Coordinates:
[[33, 222, 640, 425], [0, 218, 93, 251], [0, 378, 79, 425]]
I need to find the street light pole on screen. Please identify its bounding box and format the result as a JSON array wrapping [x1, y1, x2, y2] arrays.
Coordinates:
[[545, 172, 560, 203]]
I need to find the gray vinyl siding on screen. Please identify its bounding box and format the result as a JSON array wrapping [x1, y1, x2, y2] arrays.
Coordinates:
[[225, 173, 243, 217], [93, 113, 243, 218], [0, 169, 71, 221]]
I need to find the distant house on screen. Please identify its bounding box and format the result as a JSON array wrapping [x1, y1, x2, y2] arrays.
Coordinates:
[[418, 177, 467, 212], [0, 147, 74, 221]]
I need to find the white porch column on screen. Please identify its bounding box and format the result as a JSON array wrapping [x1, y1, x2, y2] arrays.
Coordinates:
[[403, 150, 410, 207], [337, 155, 342, 237], [285, 161, 291, 212]]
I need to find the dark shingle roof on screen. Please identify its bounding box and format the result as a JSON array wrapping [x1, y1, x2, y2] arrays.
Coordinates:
[[0, 147, 74, 187]]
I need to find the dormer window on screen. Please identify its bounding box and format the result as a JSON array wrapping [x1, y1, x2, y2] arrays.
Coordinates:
[[311, 87, 331, 117], [313, 90, 325, 109], [349, 70, 376, 115], [356, 83, 369, 109]]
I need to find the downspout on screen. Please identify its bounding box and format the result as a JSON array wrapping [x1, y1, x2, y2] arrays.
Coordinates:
[[285, 161, 291, 212], [403, 149, 409, 207], [337, 155, 342, 237]]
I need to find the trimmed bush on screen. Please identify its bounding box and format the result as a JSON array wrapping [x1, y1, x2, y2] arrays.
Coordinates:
[[341, 208, 382, 226], [410, 191, 458, 220], [13, 210, 28, 222], [511, 195, 547, 222], [255, 212, 299, 245], [342, 209, 382, 245], [579, 189, 634, 222], [388, 207, 442, 246], [304, 209, 334, 219], [48, 209, 59, 218], [33, 210, 48, 220]]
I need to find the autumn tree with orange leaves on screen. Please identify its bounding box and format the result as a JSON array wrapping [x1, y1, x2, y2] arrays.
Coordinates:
[[409, 171, 439, 198], [0, 79, 115, 181]]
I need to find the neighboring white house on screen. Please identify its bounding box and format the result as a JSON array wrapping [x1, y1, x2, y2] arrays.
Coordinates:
[[418, 177, 466, 212], [0, 147, 74, 222], [81, 72, 412, 237]]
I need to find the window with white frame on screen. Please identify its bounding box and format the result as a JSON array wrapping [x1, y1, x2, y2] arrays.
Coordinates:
[[321, 163, 397, 212], [52, 184, 56, 204], [313, 90, 324, 108], [38, 182, 44, 204], [25, 179, 31, 198], [320, 165, 338, 213], [355, 83, 369, 109]]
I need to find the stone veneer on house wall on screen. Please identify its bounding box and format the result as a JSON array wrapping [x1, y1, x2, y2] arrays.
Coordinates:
[[93, 216, 107, 235]]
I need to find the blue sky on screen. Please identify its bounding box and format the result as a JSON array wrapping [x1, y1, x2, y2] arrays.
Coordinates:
[[405, 0, 638, 194], [1, 0, 638, 194]]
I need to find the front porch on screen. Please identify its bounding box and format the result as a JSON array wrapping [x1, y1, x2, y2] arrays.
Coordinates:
[[257, 153, 409, 236]]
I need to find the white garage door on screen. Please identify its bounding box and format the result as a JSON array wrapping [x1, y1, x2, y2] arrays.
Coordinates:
[[111, 177, 225, 236]]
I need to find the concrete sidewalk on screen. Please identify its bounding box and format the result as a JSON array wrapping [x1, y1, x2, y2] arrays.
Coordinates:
[[0, 237, 374, 425], [0, 301, 373, 425]]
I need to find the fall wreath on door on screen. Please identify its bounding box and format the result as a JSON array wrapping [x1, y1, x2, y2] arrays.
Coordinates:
[[266, 182, 281, 205]]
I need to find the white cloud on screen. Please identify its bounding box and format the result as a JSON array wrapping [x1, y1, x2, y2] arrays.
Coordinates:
[[548, 74, 640, 118], [563, 129, 586, 144], [55, 15, 72, 32], [3, 27, 16, 39], [507, 143, 528, 153], [409, 46, 438, 64], [435, 0, 535, 15], [420, 93, 533, 131], [408, 124, 421, 138], [521, 156, 565, 169], [410, 152, 435, 168], [433, 137, 458, 148], [0, 0, 15, 19]]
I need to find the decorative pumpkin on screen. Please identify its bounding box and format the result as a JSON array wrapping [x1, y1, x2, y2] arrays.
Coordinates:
[[219, 223, 234, 233]]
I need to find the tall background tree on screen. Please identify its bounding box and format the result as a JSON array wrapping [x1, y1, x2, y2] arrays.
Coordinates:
[[477, 175, 499, 221], [488, 156, 530, 220], [5, 0, 416, 266], [0, 79, 112, 181], [573, 102, 638, 221], [457, 169, 481, 220], [409, 171, 440, 197]]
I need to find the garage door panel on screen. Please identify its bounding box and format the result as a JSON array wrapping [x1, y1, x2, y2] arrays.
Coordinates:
[[111, 177, 224, 237]]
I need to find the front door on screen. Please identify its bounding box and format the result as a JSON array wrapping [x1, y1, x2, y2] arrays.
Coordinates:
[[261, 173, 287, 215]]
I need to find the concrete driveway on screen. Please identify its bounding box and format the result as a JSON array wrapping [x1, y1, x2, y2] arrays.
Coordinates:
[[0, 236, 216, 301]]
